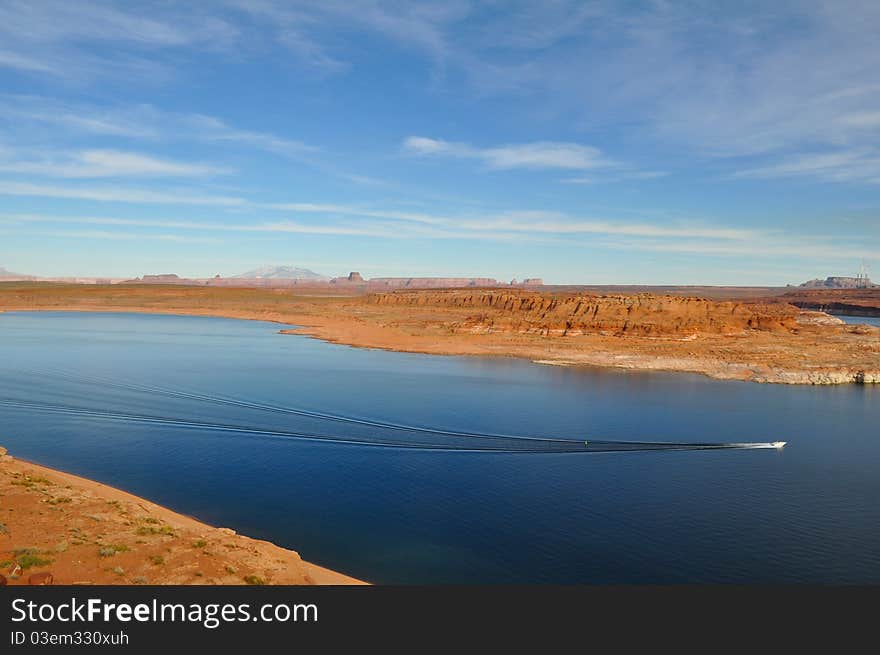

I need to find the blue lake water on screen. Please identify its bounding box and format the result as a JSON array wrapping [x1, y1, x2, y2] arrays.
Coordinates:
[[835, 314, 880, 327], [1, 311, 879, 583]]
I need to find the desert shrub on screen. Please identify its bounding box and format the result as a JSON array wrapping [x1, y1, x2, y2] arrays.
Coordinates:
[[99, 544, 129, 557]]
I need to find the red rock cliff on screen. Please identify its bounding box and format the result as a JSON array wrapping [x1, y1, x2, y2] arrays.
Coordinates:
[[367, 290, 801, 336]]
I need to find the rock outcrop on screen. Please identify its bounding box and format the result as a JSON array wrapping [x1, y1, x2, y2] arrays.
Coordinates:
[[367, 277, 500, 288], [368, 290, 801, 336], [139, 274, 181, 283], [799, 276, 876, 289], [778, 288, 880, 317]]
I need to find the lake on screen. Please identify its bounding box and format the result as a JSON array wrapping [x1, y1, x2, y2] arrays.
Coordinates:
[[835, 314, 880, 327], [1, 311, 878, 583]]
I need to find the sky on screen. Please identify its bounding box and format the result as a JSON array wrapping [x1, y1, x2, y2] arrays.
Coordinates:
[[0, 0, 879, 285]]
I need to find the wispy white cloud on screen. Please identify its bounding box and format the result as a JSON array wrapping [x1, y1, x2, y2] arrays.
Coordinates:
[[226, 0, 467, 69], [262, 203, 745, 239], [0, 228, 218, 244], [0, 205, 759, 244], [180, 114, 316, 157], [612, 236, 880, 262], [0, 96, 159, 138], [265, 202, 447, 225], [0, 96, 390, 186], [0, 96, 315, 156], [3, 0, 879, 193], [0, 149, 229, 179], [732, 150, 880, 184], [0, 182, 246, 206], [4, 210, 873, 263], [0, 1, 237, 82], [563, 171, 669, 185], [0, 50, 55, 73], [403, 136, 617, 171], [0, 1, 215, 47], [836, 111, 880, 129], [0, 212, 424, 240], [369, 2, 880, 186], [450, 212, 755, 240]]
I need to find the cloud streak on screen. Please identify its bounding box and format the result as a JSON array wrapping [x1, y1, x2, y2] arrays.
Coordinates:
[[404, 136, 616, 171], [0, 149, 229, 179], [0, 182, 246, 206], [3, 211, 873, 263], [0, 96, 389, 186], [0, 206, 764, 245], [3, 1, 880, 189], [263, 204, 750, 240], [732, 149, 880, 185]]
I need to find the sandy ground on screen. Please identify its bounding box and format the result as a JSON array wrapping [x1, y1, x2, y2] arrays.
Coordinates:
[[0, 449, 365, 586]]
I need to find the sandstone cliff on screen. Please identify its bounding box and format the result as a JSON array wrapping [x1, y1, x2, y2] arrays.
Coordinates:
[[367, 290, 801, 337], [777, 288, 880, 317]]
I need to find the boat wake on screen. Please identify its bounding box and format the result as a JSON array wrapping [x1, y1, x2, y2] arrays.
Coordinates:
[[0, 367, 788, 454]]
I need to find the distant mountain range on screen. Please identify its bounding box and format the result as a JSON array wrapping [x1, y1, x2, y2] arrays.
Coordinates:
[[234, 265, 329, 281]]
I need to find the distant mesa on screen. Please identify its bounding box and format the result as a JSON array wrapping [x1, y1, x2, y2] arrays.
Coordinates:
[[233, 265, 329, 281], [122, 273, 189, 285], [329, 273, 545, 288], [334, 275, 499, 288], [142, 273, 181, 283], [799, 276, 876, 289], [6, 265, 547, 290]]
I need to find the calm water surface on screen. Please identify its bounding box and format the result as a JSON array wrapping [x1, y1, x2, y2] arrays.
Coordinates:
[[835, 314, 880, 327], [1, 311, 878, 583]]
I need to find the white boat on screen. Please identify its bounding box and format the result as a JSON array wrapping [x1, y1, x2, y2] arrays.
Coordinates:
[[746, 441, 787, 449], [727, 441, 788, 449]]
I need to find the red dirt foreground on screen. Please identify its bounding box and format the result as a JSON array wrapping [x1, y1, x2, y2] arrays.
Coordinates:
[[0, 447, 365, 586]]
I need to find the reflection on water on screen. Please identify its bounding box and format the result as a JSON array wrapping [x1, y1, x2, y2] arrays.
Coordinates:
[[0, 311, 878, 583]]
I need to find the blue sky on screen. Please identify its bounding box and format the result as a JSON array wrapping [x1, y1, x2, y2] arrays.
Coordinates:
[[0, 0, 879, 285]]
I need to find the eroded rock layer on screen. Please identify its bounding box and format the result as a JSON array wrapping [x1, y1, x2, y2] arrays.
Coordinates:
[[368, 290, 801, 336]]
